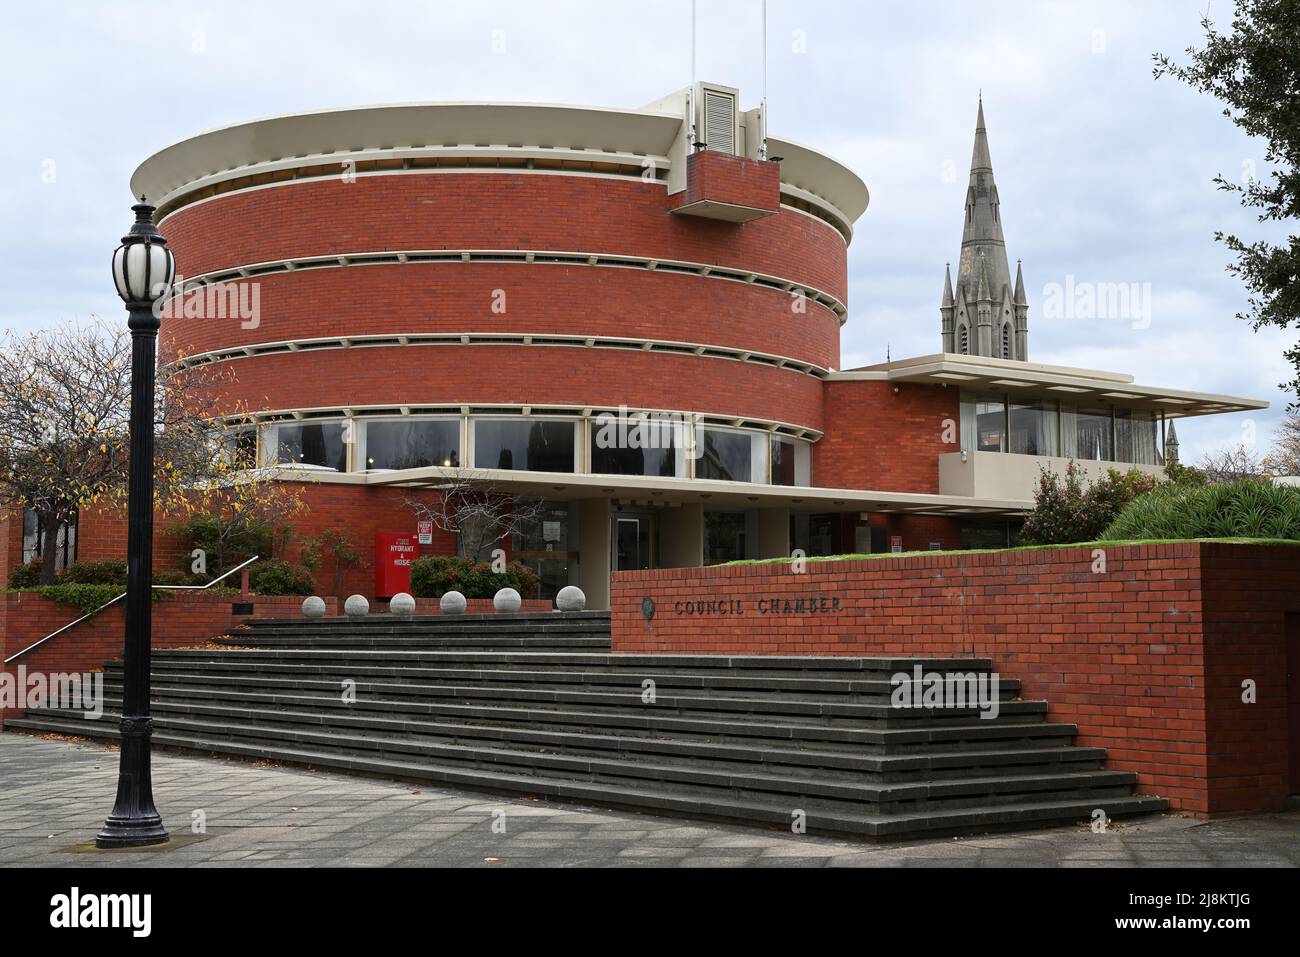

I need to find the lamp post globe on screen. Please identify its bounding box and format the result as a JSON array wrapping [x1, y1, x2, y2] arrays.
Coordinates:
[[95, 199, 174, 849]]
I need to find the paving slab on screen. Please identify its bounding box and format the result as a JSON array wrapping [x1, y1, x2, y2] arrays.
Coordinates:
[[1, 734, 1297, 868]]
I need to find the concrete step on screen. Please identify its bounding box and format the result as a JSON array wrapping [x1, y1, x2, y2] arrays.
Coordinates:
[[156, 647, 1000, 679], [4, 714, 1165, 839], [6, 612, 1167, 841], [97, 672, 1045, 729], [75, 684, 1083, 757], [116, 658, 1023, 702], [56, 696, 1106, 783]]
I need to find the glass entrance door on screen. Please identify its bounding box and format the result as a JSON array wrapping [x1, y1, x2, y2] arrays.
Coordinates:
[[613, 515, 654, 572]]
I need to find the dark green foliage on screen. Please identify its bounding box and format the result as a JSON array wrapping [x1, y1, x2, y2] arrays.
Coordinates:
[[1155, 0, 1300, 405], [409, 556, 540, 600], [7, 560, 42, 589], [57, 559, 127, 585], [1102, 479, 1300, 541], [247, 559, 317, 596], [172, 513, 274, 579], [1019, 464, 1162, 546]]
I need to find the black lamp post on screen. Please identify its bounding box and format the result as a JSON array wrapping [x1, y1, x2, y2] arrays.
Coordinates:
[[96, 199, 175, 849]]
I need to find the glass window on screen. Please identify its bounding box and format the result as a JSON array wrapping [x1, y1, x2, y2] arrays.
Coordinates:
[[960, 392, 1006, 453], [510, 502, 571, 601], [473, 419, 576, 473], [1115, 409, 1159, 465], [696, 427, 768, 483], [214, 427, 258, 470], [363, 419, 460, 471], [22, 509, 76, 571], [1062, 406, 1113, 461], [704, 511, 748, 564], [770, 436, 812, 486], [273, 422, 348, 472], [589, 412, 684, 478], [1008, 400, 1058, 457]]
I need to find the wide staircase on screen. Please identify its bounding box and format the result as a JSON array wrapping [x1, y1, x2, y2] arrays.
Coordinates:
[[7, 612, 1167, 840]]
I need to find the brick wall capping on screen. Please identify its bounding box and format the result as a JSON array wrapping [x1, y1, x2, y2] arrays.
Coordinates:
[[612, 539, 1300, 581]]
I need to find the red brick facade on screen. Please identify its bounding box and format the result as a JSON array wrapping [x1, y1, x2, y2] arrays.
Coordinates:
[[0, 592, 302, 730], [815, 380, 960, 493], [610, 542, 1300, 816], [669, 151, 782, 217], [160, 264, 842, 372], [161, 174, 848, 301]]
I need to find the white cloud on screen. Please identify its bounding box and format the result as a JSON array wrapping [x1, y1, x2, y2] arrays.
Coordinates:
[[1, 0, 1293, 452]]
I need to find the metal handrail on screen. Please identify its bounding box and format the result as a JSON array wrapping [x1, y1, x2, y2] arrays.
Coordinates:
[[3, 556, 261, 665]]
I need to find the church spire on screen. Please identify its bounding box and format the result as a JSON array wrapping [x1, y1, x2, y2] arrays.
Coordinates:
[[971, 95, 992, 174], [942, 96, 1028, 360]]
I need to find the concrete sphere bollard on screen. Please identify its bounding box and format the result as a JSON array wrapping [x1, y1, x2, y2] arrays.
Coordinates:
[[302, 596, 327, 619], [390, 592, 416, 618], [344, 594, 370, 618], [555, 586, 586, 612], [493, 588, 522, 614], [439, 591, 468, 616]]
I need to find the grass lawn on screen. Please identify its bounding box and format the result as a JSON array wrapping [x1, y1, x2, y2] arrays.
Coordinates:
[[721, 537, 1300, 568]]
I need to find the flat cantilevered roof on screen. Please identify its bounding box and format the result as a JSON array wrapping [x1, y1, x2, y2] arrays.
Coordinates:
[[832, 353, 1268, 418], [316, 466, 1031, 516]]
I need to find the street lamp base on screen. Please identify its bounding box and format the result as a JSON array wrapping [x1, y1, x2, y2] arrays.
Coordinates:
[[95, 817, 170, 849], [96, 716, 168, 849]]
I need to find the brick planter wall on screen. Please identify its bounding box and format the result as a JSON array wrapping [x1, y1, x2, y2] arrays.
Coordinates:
[[610, 542, 1300, 817], [0, 592, 330, 730]]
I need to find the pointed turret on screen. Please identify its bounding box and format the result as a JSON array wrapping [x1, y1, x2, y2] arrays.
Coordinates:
[[1165, 421, 1180, 466], [1012, 259, 1029, 361], [940, 263, 956, 352]]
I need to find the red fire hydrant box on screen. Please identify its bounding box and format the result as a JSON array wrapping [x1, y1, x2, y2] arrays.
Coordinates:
[[374, 532, 418, 600]]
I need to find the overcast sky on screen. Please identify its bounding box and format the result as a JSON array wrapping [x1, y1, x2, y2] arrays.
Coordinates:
[[2, 0, 1293, 462]]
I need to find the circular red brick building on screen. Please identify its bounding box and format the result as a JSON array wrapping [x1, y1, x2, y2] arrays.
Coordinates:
[[123, 86, 1257, 605]]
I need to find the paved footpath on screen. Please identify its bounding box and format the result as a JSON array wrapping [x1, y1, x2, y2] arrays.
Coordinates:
[[1, 734, 1297, 868]]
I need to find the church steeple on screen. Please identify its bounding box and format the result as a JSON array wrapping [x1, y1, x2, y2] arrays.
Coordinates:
[[943, 97, 1028, 360]]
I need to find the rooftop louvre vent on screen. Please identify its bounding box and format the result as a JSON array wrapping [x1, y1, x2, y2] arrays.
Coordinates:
[[703, 90, 737, 156]]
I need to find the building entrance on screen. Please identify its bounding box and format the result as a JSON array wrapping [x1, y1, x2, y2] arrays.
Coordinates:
[[613, 513, 655, 572]]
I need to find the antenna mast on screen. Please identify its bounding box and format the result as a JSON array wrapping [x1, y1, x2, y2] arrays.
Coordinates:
[[688, 0, 698, 150], [760, 0, 769, 160]]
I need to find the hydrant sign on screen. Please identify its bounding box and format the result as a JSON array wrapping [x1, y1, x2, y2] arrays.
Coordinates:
[[375, 532, 418, 599]]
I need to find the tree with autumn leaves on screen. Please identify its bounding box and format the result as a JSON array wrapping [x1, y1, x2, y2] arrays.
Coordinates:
[[0, 320, 303, 586]]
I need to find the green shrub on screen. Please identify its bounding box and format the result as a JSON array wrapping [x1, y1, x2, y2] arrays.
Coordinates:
[[7, 561, 43, 589], [35, 583, 126, 615], [1020, 464, 1163, 546], [409, 556, 540, 600], [58, 559, 128, 585], [172, 513, 273, 579], [1102, 479, 1300, 541], [247, 559, 317, 596]]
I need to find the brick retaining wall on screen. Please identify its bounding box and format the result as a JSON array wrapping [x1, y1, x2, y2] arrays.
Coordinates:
[[610, 542, 1300, 816]]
